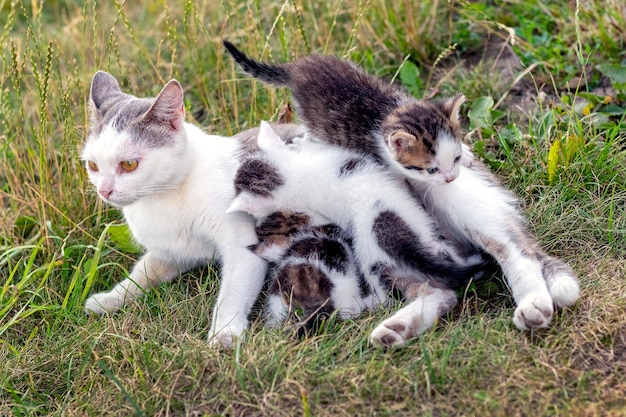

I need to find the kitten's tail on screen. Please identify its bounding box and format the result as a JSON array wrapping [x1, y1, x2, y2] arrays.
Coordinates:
[[223, 40, 291, 86]]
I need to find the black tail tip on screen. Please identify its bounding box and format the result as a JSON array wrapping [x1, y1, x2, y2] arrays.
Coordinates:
[[222, 39, 240, 56]]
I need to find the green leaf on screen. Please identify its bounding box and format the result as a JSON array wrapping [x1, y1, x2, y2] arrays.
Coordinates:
[[399, 61, 422, 95], [14, 216, 38, 239], [597, 63, 626, 84], [468, 96, 495, 130], [547, 138, 561, 185], [107, 224, 142, 254]]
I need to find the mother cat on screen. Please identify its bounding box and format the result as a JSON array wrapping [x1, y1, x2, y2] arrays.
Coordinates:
[[81, 71, 304, 349]]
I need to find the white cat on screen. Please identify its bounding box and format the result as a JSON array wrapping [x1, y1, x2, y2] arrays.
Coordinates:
[[81, 71, 304, 349], [228, 122, 580, 347]]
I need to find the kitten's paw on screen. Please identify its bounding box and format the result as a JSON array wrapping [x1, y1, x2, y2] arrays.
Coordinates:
[[264, 296, 289, 328], [547, 272, 580, 308], [84, 291, 124, 316], [208, 323, 246, 350], [369, 318, 414, 348], [513, 294, 554, 330]]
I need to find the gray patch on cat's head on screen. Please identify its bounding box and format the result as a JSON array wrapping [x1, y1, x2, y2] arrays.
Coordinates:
[[88, 72, 185, 149], [234, 157, 284, 197]]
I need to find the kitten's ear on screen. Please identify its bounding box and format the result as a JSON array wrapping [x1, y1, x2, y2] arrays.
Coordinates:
[[387, 130, 417, 156], [143, 80, 185, 131], [227, 193, 274, 218], [90, 71, 122, 115], [258, 121, 287, 152], [438, 94, 466, 126]]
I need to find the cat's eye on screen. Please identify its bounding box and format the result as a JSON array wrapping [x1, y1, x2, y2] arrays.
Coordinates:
[[454, 155, 462, 163], [427, 167, 439, 174], [406, 166, 424, 171], [120, 159, 139, 172], [87, 161, 99, 172]]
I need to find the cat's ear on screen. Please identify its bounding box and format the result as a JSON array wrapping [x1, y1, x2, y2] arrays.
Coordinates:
[[143, 80, 185, 131], [387, 130, 418, 156], [438, 94, 466, 126], [258, 121, 287, 152], [90, 71, 122, 115], [227, 192, 274, 218]]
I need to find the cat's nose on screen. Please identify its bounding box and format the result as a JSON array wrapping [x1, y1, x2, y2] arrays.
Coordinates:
[[445, 175, 456, 183], [99, 188, 113, 199]]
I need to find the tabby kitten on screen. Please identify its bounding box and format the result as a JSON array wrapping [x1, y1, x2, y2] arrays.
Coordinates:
[[250, 210, 374, 332], [81, 71, 304, 348], [223, 40, 471, 184]]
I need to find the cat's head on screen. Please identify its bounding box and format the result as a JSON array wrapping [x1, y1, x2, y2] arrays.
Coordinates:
[[382, 94, 466, 185], [82, 71, 188, 207]]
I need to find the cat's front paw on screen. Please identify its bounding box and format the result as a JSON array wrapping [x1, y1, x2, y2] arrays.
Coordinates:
[[208, 322, 246, 350], [84, 291, 124, 315], [369, 319, 414, 348], [513, 294, 554, 330]]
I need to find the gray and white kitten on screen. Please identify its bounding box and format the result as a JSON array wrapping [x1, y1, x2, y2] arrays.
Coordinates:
[[81, 71, 304, 348], [223, 40, 472, 184]]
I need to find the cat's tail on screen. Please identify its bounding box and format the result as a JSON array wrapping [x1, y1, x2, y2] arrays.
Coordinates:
[[223, 40, 291, 86]]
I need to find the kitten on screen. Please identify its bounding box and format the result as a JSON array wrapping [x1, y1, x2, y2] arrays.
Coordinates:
[[223, 40, 473, 184], [250, 210, 374, 333], [81, 71, 305, 349], [228, 122, 490, 341]]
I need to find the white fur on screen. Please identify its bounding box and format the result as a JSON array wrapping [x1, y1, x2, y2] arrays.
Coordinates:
[[83, 118, 266, 349], [370, 286, 458, 347]]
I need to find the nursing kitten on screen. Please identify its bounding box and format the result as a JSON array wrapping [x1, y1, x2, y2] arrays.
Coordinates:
[[228, 122, 490, 342], [223, 40, 472, 184], [81, 71, 305, 348], [250, 210, 373, 333]]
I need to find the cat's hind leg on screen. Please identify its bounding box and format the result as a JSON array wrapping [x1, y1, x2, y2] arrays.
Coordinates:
[[369, 284, 457, 348], [84, 252, 182, 315]]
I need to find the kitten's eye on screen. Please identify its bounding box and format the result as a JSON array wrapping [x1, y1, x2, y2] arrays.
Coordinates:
[[120, 159, 139, 172], [406, 166, 424, 171], [87, 161, 99, 172], [454, 155, 462, 163], [427, 167, 439, 174]]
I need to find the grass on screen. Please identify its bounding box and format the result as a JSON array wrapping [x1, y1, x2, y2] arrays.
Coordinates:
[[1, 0, 625, 415]]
